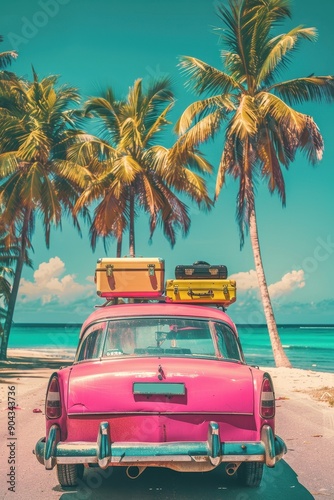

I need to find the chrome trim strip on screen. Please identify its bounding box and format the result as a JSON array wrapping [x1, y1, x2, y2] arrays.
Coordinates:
[[68, 411, 253, 417], [57, 456, 98, 465], [54, 454, 264, 465], [221, 455, 263, 462]]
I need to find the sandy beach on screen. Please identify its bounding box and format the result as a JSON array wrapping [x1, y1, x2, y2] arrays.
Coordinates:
[[0, 349, 333, 499], [1, 348, 333, 402]]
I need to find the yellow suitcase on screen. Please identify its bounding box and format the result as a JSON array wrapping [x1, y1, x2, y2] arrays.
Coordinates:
[[165, 279, 236, 306], [95, 257, 165, 298]]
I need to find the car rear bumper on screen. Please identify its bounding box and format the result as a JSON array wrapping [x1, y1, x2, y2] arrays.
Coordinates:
[[35, 421, 286, 471]]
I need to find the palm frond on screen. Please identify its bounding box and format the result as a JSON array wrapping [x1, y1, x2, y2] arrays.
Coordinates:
[[175, 95, 233, 135], [143, 101, 174, 147], [181, 150, 213, 174], [0, 276, 11, 304], [174, 110, 224, 155], [17, 129, 51, 162], [298, 115, 324, 164], [66, 135, 116, 167], [0, 173, 28, 222], [258, 129, 286, 204], [73, 171, 117, 215], [0, 152, 20, 178], [215, 135, 236, 199], [127, 78, 143, 117], [21, 162, 44, 203], [149, 182, 191, 247], [179, 56, 241, 95], [119, 116, 143, 150], [257, 92, 304, 129], [84, 95, 122, 142], [54, 159, 94, 190], [145, 77, 174, 104], [229, 94, 259, 139], [135, 173, 164, 215], [89, 193, 128, 250], [235, 142, 256, 247], [0, 50, 18, 69], [258, 27, 317, 86], [39, 177, 63, 242], [269, 76, 334, 105], [112, 155, 143, 183]]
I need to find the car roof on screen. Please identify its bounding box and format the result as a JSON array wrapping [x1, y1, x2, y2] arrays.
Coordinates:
[[80, 302, 236, 337]]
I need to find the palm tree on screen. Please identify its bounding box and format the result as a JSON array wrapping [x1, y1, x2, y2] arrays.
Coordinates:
[[176, 0, 334, 367], [0, 70, 89, 360], [0, 266, 12, 349], [0, 244, 14, 321], [0, 221, 32, 358], [71, 78, 213, 256]]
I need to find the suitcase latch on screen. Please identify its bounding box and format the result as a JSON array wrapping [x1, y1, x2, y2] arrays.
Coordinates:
[[106, 265, 114, 277], [147, 264, 155, 276]]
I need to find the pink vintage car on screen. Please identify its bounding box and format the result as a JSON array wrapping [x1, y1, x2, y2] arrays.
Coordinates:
[[35, 301, 286, 488]]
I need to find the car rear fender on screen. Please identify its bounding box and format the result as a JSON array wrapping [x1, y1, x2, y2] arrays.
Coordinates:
[[251, 368, 276, 434], [45, 367, 72, 441]]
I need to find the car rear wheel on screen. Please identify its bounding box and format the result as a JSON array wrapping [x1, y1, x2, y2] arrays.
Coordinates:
[[237, 462, 264, 487], [57, 464, 84, 487]]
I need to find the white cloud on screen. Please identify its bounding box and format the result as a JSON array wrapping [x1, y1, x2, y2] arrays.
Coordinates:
[[229, 270, 259, 291], [229, 268, 305, 298], [19, 257, 95, 305], [227, 269, 306, 324], [268, 270, 305, 298], [85, 275, 96, 284]]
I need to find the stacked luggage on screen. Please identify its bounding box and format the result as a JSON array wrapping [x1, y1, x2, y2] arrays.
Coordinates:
[[166, 261, 236, 306], [95, 258, 236, 307]]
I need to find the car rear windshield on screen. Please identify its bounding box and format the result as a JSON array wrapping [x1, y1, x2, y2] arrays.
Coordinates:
[[76, 317, 243, 363]]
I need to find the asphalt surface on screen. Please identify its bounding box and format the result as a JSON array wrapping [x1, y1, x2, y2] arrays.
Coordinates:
[[0, 376, 333, 500]]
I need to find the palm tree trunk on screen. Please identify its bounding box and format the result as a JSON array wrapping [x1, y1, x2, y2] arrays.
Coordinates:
[[249, 208, 292, 368], [129, 189, 135, 257], [116, 237, 122, 258], [0, 210, 30, 360]]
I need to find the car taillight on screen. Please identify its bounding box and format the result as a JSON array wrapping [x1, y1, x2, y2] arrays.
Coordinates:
[[260, 376, 275, 418], [46, 376, 61, 419]]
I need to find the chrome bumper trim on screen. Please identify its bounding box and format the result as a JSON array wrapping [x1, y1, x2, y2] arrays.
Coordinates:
[[35, 422, 286, 470]]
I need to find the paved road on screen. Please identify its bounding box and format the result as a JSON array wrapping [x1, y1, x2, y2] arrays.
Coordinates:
[[274, 394, 334, 499], [1, 374, 333, 500]]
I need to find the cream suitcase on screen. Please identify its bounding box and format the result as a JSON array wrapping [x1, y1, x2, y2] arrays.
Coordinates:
[[95, 257, 165, 298]]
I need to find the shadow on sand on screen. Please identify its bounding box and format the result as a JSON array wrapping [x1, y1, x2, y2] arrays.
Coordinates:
[[0, 356, 73, 380], [56, 460, 314, 500]]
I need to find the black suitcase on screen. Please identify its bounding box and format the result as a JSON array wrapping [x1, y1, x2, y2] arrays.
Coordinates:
[[175, 261, 228, 280]]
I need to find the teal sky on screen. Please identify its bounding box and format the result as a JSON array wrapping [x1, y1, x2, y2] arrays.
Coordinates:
[[2, 0, 334, 324]]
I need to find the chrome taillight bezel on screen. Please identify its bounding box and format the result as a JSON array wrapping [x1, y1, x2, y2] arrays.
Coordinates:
[[260, 375, 275, 419], [45, 375, 62, 419]]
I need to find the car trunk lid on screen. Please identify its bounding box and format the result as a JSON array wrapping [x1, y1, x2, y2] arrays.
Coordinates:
[[67, 357, 254, 415]]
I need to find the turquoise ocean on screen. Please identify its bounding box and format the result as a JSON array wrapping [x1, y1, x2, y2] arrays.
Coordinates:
[[7, 324, 334, 373]]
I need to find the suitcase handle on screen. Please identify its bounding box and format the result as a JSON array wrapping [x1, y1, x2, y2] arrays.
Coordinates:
[[187, 289, 214, 298]]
